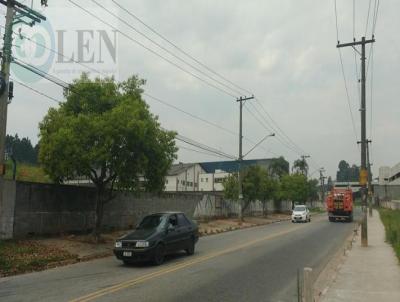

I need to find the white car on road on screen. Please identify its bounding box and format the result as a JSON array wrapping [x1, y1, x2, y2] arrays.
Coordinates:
[[291, 205, 311, 223]]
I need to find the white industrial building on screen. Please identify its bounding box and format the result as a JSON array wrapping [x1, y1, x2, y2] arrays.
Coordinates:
[[164, 163, 205, 192], [165, 158, 277, 192], [378, 163, 400, 185], [198, 170, 231, 192]]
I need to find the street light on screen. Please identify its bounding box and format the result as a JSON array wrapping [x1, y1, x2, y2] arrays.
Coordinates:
[[243, 133, 275, 159]]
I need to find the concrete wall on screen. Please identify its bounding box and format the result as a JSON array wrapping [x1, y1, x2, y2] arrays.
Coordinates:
[[374, 184, 400, 201], [0, 180, 16, 239], [10, 181, 201, 238], [1, 180, 324, 239], [380, 200, 400, 210]]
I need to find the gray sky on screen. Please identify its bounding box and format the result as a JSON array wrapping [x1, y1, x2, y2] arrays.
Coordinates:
[[3, 0, 399, 180]]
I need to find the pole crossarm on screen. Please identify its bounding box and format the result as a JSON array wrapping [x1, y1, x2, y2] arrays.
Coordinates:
[[337, 38, 375, 48]]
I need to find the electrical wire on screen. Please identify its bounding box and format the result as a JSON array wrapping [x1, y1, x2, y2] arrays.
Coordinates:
[[365, 0, 372, 37], [174, 133, 236, 160], [334, 0, 340, 43], [10, 78, 236, 161], [12, 78, 61, 104], [91, 0, 243, 97], [109, 0, 252, 96], [337, 49, 360, 145], [253, 98, 307, 155], [177, 145, 229, 160], [67, 0, 237, 98]]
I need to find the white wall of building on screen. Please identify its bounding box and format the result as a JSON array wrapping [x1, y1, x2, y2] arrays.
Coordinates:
[[164, 164, 205, 192], [379, 166, 391, 185], [199, 171, 231, 192]]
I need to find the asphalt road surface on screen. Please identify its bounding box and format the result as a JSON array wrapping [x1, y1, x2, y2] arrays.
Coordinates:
[[0, 214, 357, 302]]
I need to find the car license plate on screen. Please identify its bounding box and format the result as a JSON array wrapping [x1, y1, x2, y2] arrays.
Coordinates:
[[123, 251, 132, 257]]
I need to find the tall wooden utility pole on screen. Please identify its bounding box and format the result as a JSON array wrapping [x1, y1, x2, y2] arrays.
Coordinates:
[[237, 95, 254, 221], [337, 36, 375, 247]]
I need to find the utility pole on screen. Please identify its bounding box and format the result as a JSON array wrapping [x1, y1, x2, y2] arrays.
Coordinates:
[[366, 140, 373, 217], [337, 36, 375, 247], [237, 95, 254, 221], [319, 168, 326, 203], [0, 1, 15, 177], [0, 1, 46, 204]]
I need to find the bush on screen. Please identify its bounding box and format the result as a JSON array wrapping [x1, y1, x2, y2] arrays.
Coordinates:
[[379, 208, 400, 261]]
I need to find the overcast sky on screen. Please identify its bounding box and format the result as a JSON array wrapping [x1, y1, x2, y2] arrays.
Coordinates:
[[2, 0, 399, 180]]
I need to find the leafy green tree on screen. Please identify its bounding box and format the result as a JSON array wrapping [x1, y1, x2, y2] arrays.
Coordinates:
[[336, 160, 360, 182], [260, 175, 278, 216], [223, 166, 272, 218], [38, 74, 177, 240], [268, 156, 289, 179], [293, 158, 309, 176], [280, 174, 309, 208], [307, 179, 319, 201], [223, 173, 239, 201]]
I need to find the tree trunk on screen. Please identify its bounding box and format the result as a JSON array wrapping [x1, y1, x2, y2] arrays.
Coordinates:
[[93, 184, 105, 243]]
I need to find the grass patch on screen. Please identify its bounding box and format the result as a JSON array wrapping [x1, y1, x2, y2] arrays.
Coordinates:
[[309, 207, 326, 214], [0, 240, 77, 277], [4, 161, 51, 183], [379, 208, 400, 261]]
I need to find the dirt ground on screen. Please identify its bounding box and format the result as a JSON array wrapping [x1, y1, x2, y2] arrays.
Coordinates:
[[39, 214, 291, 261]]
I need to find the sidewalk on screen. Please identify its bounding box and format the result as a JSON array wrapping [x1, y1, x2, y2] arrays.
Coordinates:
[[322, 209, 400, 302]]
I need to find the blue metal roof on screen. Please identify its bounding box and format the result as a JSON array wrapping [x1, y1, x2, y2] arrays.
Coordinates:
[[199, 158, 274, 173]]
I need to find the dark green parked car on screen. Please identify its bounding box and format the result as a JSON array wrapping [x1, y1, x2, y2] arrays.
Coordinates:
[[113, 212, 199, 265]]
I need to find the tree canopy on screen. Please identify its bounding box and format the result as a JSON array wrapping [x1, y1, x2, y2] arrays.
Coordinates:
[[268, 156, 289, 179], [293, 158, 309, 176], [39, 74, 177, 239], [336, 160, 360, 182], [5, 134, 38, 164]]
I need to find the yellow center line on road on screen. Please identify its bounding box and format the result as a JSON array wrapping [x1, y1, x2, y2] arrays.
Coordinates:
[[70, 217, 325, 302]]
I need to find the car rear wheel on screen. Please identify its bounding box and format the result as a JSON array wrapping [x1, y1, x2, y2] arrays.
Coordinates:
[[153, 244, 165, 266], [185, 238, 195, 256]]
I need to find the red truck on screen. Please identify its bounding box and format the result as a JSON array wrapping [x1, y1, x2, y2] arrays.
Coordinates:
[[326, 188, 353, 222]]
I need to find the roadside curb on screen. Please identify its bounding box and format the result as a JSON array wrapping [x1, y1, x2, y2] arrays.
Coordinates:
[[313, 222, 361, 302], [198, 218, 291, 237]]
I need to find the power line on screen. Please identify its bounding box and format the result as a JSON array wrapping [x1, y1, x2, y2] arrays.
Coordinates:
[[143, 93, 237, 136], [177, 144, 229, 160], [10, 77, 236, 161], [12, 78, 61, 104], [175, 133, 236, 160], [371, 0, 380, 36], [109, 0, 252, 96], [91, 0, 244, 97], [334, 0, 340, 43], [337, 49, 360, 145], [365, 0, 372, 37], [253, 98, 307, 155], [243, 102, 302, 157], [13, 58, 69, 89], [67, 0, 237, 98], [0, 23, 110, 78]]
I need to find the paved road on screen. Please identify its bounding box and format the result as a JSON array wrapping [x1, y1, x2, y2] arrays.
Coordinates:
[[0, 214, 357, 302]]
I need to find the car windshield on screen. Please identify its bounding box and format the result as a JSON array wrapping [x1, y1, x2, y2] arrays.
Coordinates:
[[294, 206, 306, 212], [137, 215, 164, 229]]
